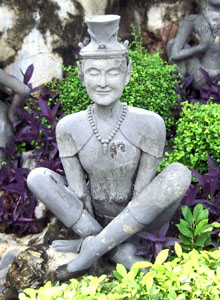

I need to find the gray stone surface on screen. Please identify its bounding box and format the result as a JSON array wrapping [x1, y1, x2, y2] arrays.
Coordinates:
[[167, 0, 220, 90], [0, 1, 204, 86], [0, 69, 30, 166], [27, 14, 191, 282]]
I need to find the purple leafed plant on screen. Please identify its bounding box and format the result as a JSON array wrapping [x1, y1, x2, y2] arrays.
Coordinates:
[[199, 68, 220, 103], [136, 222, 181, 261], [181, 157, 220, 220], [175, 68, 220, 105], [181, 157, 220, 245], [16, 88, 64, 173], [0, 144, 38, 234], [0, 65, 64, 234]]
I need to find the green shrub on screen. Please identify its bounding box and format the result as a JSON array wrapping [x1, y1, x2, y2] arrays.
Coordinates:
[[177, 204, 220, 251], [161, 101, 220, 174], [19, 245, 220, 300], [48, 65, 92, 114], [123, 44, 179, 135], [48, 40, 179, 135]]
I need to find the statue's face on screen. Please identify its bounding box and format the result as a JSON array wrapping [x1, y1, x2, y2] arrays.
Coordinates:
[[81, 58, 130, 106], [207, 0, 220, 6]]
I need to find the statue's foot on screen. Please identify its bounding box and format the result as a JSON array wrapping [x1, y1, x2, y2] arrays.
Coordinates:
[[56, 236, 97, 281], [110, 243, 146, 270], [56, 263, 90, 281], [52, 239, 83, 253]]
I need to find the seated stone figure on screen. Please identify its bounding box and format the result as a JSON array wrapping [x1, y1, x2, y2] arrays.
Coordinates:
[[167, 0, 220, 90], [0, 69, 30, 165], [27, 15, 191, 281]]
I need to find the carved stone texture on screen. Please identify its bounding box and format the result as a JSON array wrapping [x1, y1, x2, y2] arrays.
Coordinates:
[[26, 14, 191, 282], [0, 0, 204, 86], [167, 0, 220, 90]]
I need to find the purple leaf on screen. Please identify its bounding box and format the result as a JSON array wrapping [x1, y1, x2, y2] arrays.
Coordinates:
[[191, 169, 205, 186], [158, 222, 169, 237], [23, 64, 34, 84], [200, 68, 212, 86]]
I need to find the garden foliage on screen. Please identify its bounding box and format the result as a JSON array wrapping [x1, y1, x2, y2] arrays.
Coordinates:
[[0, 82, 63, 234], [177, 204, 220, 251], [19, 244, 220, 300], [162, 101, 220, 174]]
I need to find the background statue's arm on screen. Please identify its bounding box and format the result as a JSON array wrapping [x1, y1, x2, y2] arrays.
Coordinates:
[[171, 16, 209, 60], [0, 69, 30, 124], [61, 155, 94, 216], [133, 152, 160, 197]]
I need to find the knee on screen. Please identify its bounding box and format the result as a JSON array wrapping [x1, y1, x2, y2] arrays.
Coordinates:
[[27, 168, 48, 190], [161, 162, 191, 197], [27, 167, 57, 192]]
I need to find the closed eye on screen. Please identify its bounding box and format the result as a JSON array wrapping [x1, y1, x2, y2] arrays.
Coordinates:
[[86, 68, 100, 76], [108, 69, 120, 76]]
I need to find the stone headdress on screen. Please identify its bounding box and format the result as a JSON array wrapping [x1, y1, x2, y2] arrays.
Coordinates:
[[79, 15, 129, 59]]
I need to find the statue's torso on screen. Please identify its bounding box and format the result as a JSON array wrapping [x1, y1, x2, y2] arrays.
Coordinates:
[[56, 105, 166, 222], [193, 14, 220, 69], [78, 131, 141, 218]]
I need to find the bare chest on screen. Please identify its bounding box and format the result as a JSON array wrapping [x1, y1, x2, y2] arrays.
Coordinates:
[[78, 131, 141, 179]]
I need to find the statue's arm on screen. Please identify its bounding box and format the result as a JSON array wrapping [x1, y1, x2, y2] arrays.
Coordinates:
[[0, 69, 30, 124], [132, 152, 160, 197], [171, 16, 209, 60], [61, 155, 94, 216]]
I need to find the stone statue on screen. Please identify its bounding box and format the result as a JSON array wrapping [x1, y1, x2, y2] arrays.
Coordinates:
[[0, 69, 30, 165], [27, 15, 191, 281], [167, 0, 220, 90]]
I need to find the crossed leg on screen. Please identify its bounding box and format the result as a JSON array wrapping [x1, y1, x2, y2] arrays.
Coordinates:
[[27, 162, 191, 280]]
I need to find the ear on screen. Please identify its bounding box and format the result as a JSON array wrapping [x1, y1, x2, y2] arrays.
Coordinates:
[[124, 60, 132, 86], [77, 61, 85, 86]]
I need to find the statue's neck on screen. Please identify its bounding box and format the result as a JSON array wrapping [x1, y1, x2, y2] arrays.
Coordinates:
[[93, 100, 121, 122]]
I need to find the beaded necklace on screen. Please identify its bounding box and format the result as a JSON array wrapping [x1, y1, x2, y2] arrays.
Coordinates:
[[87, 102, 128, 154]]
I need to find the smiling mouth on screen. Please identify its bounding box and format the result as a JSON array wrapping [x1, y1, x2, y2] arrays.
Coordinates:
[[96, 90, 111, 94]]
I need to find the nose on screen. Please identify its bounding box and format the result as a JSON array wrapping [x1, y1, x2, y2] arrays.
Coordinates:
[[99, 72, 107, 88]]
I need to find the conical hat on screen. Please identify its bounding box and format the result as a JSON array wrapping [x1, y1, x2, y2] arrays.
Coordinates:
[[79, 15, 128, 58]]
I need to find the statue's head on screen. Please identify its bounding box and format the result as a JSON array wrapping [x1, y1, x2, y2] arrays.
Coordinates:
[[77, 15, 132, 106]]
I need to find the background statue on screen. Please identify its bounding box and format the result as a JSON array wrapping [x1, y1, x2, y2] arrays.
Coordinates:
[[27, 15, 191, 281], [0, 69, 30, 165], [167, 0, 220, 90]]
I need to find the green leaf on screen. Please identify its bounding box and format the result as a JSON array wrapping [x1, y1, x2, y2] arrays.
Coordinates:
[[18, 294, 30, 300], [194, 219, 209, 236], [174, 242, 182, 258], [115, 264, 127, 278], [179, 235, 192, 245], [193, 204, 204, 223], [194, 235, 207, 247], [212, 222, 220, 228], [196, 209, 209, 224], [177, 220, 193, 238], [142, 272, 154, 292], [169, 290, 177, 299], [113, 270, 123, 281], [154, 249, 169, 265], [181, 205, 193, 226]]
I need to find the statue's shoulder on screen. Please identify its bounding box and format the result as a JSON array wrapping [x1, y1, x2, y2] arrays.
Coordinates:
[[56, 110, 93, 157], [120, 106, 166, 157]]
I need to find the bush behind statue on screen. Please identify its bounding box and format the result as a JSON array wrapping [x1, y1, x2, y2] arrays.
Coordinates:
[[49, 42, 179, 136], [161, 101, 220, 174]]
